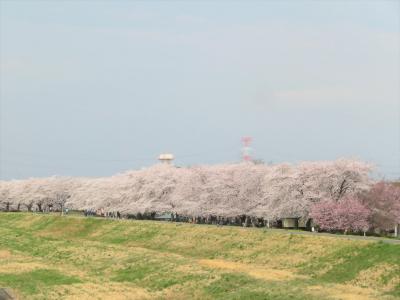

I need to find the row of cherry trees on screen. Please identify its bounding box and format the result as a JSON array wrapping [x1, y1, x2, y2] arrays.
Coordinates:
[[0, 176, 73, 213], [0, 159, 372, 220], [310, 182, 400, 235], [4, 158, 399, 236], [2, 158, 397, 236]]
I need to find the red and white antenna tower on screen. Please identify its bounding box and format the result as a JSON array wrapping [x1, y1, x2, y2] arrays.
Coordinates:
[[241, 136, 253, 162]]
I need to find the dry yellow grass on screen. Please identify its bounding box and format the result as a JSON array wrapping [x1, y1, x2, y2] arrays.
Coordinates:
[[39, 283, 152, 300], [307, 284, 388, 300], [198, 258, 300, 281], [351, 263, 400, 292]]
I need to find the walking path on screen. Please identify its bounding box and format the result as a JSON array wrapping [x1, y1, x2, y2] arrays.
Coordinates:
[[266, 228, 400, 244]]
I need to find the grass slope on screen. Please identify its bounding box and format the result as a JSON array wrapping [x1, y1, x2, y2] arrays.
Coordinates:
[[0, 213, 399, 299]]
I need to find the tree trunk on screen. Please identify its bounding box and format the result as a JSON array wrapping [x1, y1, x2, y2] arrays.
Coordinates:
[[244, 216, 250, 227], [395, 224, 398, 238]]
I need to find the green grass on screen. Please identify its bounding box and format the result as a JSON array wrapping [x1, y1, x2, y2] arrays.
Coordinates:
[[0, 213, 399, 299], [0, 269, 80, 295], [301, 241, 400, 297], [204, 274, 311, 300], [317, 243, 399, 282]]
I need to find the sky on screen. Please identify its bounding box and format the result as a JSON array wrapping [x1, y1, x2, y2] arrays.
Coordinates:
[[0, 0, 399, 180]]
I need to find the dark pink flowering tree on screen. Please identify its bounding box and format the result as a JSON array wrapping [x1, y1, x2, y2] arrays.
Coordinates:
[[335, 197, 371, 234], [310, 197, 371, 234], [309, 199, 338, 231], [359, 182, 400, 236]]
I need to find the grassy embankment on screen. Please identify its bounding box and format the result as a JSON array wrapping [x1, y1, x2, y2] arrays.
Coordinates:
[[0, 213, 399, 299]]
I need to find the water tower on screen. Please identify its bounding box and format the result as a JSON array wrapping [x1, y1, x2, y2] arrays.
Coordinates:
[[158, 153, 174, 165]]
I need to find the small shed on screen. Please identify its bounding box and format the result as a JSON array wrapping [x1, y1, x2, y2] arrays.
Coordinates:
[[282, 218, 299, 228], [154, 212, 173, 221]]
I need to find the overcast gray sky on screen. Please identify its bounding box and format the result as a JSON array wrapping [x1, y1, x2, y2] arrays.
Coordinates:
[[0, 1, 399, 180]]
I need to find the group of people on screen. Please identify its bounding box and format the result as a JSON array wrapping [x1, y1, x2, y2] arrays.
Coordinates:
[[104, 211, 121, 218], [83, 209, 121, 219], [83, 209, 96, 216]]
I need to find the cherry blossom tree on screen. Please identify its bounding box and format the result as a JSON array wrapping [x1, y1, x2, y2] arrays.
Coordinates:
[[359, 182, 400, 236], [0, 181, 12, 211], [260, 159, 371, 222], [309, 199, 338, 231], [335, 197, 371, 234], [310, 196, 371, 234]]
